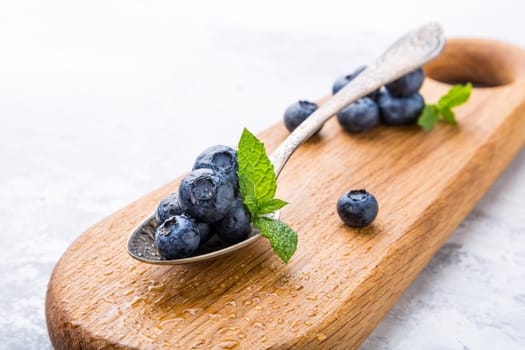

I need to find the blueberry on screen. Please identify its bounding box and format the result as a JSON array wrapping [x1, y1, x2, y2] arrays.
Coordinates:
[[377, 90, 424, 126], [155, 215, 200, 259], [283, 100, 319, 132], [385, 68, 424, 97], [337, 189, 378, 228], [337, 97, 379, 133], [197, 222, 212, 244], [178, 168, 235, 223], [155, 192, 184, 225], [193, 145, 239, 190], [214, 197, 251, 243], [332, 66, 378, 99]]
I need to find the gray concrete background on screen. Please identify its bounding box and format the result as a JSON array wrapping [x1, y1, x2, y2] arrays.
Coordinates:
[[0, 1, 524, 349]]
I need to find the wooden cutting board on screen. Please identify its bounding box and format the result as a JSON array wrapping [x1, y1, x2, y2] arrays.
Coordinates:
[[46, 39, 525, 350]]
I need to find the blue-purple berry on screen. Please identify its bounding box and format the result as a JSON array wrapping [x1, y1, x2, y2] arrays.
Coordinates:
[[155, 215, 200, 259], [378, 90, 425, 126], [337, 189, 378, 228], [283, 100, 319, 132], [332, 66, 379, 99], [193, 145, 239, 190], [155, 192, 184, 225], [178, 168, 235, 223], [385, 68, 424, 97], [337, 97, 379, 133], [214, 197, 251, 243]]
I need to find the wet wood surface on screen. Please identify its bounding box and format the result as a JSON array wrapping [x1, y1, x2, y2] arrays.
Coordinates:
[[46, 39, 525, 349]]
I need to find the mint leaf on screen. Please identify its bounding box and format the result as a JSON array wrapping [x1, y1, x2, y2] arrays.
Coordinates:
[[440, 107, 457, 124], [418, 104, 439, 130], [258, 198, 288, 215], [437, 82, 472, 109], [254, 217, 297, 263], [238, 174, 258, 213], [237, 128, 297, 263], [237, 128, 277, 205], [418, 83, 472, 130]]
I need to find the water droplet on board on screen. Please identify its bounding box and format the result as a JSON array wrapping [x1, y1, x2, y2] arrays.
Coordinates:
[[251, 321, 265, 330], [121, 288, 135, 296], [192, 338, 208, 349], [254, 305, 263, 311], [208, 313, 222, 322], [217, 340, 239, 349], [290, 320, 301, 332], [130, 296, 143, 307], [317, 333, 327, 341], [183, 308, 202, 316], [226, 312, 238, 319], [307, 310, 317, 317], [147, 283, 166, 293]]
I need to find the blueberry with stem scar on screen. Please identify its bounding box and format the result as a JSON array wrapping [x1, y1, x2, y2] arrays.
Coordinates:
[[193, 145, 239, 190], [337, 189, 378, 227], [179, 168, 235, 223]]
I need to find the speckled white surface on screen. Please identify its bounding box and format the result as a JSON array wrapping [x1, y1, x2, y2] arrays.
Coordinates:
[[0, 1, 524, 349]]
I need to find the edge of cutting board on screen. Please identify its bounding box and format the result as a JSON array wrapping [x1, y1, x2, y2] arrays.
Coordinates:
[[46, 39, 525, 350]]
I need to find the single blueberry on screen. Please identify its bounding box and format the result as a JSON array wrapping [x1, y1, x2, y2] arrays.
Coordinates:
[[337, 189, 378, 228], [193, 145, 239, 190], [385, 68, 424, 97], [178, 168, 235, 223], [197, 221, 212, 244], [214, 197, 251, 244], [155, 215, 200, 259], [283, 100, 320, 132], [377, 90, 425, 126], [337, 97, 379, 133], [155, 192, 184, 225], [332, 65, 379, 99]]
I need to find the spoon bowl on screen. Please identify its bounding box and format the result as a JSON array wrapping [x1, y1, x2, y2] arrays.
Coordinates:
[[127, 211, 280, 265], [127, 22, 445, 265]]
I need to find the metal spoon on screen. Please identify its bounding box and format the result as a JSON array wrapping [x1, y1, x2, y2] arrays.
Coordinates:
[[127, 22, 445, 265]]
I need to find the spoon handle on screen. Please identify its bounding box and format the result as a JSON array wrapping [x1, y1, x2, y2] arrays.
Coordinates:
[[269, 22, 445, 176]]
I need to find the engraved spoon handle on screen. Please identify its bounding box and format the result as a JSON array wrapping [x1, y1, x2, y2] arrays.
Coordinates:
[[269, 22, 445, 176]]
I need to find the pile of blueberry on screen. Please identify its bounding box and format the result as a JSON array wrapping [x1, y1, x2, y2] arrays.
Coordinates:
[[154, 145, 251, 259], [283, 66, 425, 134]]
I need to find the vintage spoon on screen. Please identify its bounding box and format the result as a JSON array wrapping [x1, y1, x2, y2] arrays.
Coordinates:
[[127, 22, 445, 265]]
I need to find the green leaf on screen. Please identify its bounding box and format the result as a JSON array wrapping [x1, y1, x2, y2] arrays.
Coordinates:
[[238, 174, 258, 213], [440, 107, 457, 124], [254, 217, 297, 263], [257, 198, 288, 215], [236, 128, 295, 262], [437, 82, 472, 109], [418, 104, 440, 130], [237, 128, 277, 205]]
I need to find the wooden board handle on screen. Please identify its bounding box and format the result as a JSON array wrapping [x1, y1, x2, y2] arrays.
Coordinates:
[[425, 39, 525, 86]]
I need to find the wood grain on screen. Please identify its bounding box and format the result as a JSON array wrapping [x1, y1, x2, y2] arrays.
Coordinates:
[[46, 39, 525, 350]]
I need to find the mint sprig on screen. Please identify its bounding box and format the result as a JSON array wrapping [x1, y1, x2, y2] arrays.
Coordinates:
[[418, 82, 472, 130], [237, 128, 297, 263]]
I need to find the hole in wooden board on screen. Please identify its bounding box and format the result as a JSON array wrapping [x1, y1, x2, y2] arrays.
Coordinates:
[[424, 40, 514, 87]]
